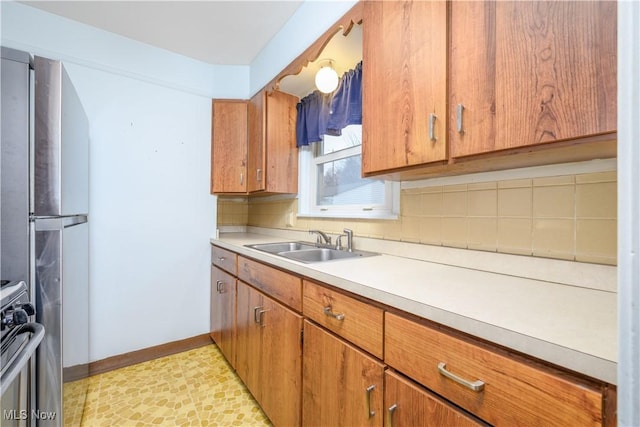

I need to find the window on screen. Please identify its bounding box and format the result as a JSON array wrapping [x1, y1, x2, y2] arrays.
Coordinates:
[[298, 125, 399, 219]]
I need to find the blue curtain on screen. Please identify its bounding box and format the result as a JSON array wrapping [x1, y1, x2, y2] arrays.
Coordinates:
[[296, 61, 362, 147], [295, 91, 331, 147], [326, 61, 362, 136]]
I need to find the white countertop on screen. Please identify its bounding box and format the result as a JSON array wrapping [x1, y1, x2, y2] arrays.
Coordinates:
[[212, 231, 617, 384]]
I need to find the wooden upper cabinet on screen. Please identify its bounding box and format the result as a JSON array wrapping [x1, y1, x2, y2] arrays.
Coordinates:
[[362, 0, 448, 176], [247, 89, 298, 194], [449, 1, 617, 158], [247, 91, 266, 192], [210, 100, 248, 194]]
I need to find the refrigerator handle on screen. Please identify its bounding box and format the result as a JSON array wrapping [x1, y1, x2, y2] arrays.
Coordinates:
[[33, 215, 88, 231]]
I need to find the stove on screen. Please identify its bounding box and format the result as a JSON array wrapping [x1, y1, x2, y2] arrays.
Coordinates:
[[1, 280, 44, 425]]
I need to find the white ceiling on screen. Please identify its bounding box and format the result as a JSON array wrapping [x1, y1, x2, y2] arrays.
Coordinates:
[[21, 1, 304, 65]]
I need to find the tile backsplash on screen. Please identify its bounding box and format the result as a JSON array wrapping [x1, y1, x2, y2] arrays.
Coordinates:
[[217, 171, 617, 265]]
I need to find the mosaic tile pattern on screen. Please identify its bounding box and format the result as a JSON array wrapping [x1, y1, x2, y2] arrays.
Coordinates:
[[63, 345, 271, 426], [63, 377, 89, 427]]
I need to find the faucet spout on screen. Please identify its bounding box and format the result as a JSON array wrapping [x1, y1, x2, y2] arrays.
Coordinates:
[[343, 228, 353, 252], [309, 229, 332, 246]]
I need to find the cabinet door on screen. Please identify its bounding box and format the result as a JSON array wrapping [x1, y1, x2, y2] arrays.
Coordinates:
[[211, 99, 248, 193], [248, 90, 298, 194], [362, 0, 447, 175], [449, 1, 616, 158], [259, 291, 303, 427], [210, 266, 236, 367], [303, 321, 384, 427], [384, 371, 485, 427], [248, 91, 266, 192], [264, 90, 298, 193], [235, 281, 263, 398], [236, 281, 303, 426]]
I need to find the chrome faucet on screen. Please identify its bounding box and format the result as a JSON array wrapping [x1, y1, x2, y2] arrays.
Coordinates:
[[343, 228, 353, 252], [335, 228, 354, 252], [309, 229, 331, 246]]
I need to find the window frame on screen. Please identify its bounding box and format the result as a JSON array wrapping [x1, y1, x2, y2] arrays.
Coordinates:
[[297, 142, 400, 219]]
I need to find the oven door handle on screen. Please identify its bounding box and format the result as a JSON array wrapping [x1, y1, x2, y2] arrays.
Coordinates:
[[0, 322, 45, 395]]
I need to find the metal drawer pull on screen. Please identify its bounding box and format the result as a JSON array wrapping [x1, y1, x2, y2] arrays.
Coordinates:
[[429, 113, 437, 142], [456, 104, 465, 134], [387, 404, 398, 427], [253, 306, 267, 327], [217, 256, 226, 262], [323, 306, 345, 321], [253, 306, 263, 324], [365, 385, 375, 419], [216, 280, 223, 293], [437, 362, 485, 392]]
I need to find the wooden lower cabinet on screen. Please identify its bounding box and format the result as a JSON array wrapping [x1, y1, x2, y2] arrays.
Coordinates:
[[236, 281, 303, 427], [385, 312, 608, 426], [302, 321, 384, 427], [385, 371, 486, 427], [210, 266, 236, 367]]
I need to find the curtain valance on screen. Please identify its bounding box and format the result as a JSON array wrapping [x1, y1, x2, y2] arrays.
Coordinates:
[[296, 61, 362, 148]]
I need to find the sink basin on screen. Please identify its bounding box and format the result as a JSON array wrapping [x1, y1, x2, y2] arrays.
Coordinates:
[[245, 241, 378, 263], [280, 248, 374, 263], [246, 241, 317, 254]]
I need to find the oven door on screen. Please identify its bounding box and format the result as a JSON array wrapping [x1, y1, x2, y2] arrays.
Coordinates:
[[1, 323, 45, 427]]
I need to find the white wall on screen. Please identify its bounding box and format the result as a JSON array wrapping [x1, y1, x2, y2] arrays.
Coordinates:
[[1, 2, 241, 361]]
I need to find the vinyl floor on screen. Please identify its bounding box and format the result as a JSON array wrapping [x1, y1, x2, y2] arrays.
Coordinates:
[[63, 344, 271, 426]]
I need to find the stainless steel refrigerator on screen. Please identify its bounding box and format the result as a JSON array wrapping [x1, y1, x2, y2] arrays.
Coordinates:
[[1, 47, 89, 426]]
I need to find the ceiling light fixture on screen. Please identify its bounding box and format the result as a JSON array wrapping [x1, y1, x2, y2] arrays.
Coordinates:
[[315, 59, 339, 94]]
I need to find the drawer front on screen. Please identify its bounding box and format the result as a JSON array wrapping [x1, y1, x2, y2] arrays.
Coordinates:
[[385, 313, 604, 426], [385, 370, 487, 427], [238, 256, 302, 311], [211, 245, 237, 275], [303, 280, 383, 359]]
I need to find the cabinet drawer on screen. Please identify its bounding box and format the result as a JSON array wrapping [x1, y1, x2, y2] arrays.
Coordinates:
[[211, 245, 237, 275], [385, 312, 604, 426], [385, 370, 487, 427], [238, 256, 302, 311], [303, 280, 383, 359]]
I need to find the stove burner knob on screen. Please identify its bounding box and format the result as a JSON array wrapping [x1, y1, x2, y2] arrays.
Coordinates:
[[20, 303, 35, 316], [13, 309, 28, 326]]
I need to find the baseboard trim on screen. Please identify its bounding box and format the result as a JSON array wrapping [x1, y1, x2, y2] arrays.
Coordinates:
[[63, 333, 213, 381]]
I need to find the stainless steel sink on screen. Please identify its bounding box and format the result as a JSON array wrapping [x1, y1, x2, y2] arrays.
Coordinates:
[[245, 242, 378, 263], [280, 247, 375, 263], [246, 241, 317, 254]]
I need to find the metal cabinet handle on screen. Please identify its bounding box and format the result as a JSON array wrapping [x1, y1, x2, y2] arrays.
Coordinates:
[[253, 306, 267, 327], [216, 280, 223, 293], [240, 172, 244, 185], [365, 385, 375, 419], [429, 113, 437, 142], [323, 306, 345, 321], [437, 362, 485, 392], [456, 104, 465, 134], [217, 256, 225, 262], [256, 168, 262, 182], [387, 404, 398, 427]]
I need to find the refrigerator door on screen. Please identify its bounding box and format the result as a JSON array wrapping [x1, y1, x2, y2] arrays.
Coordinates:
[[33, 56, 89, 217], [34, 216, 88, 427], [1, 47, 31, 285]]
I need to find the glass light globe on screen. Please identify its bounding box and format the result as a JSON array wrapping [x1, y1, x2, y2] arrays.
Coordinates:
[[315, 66, 339, 93]]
